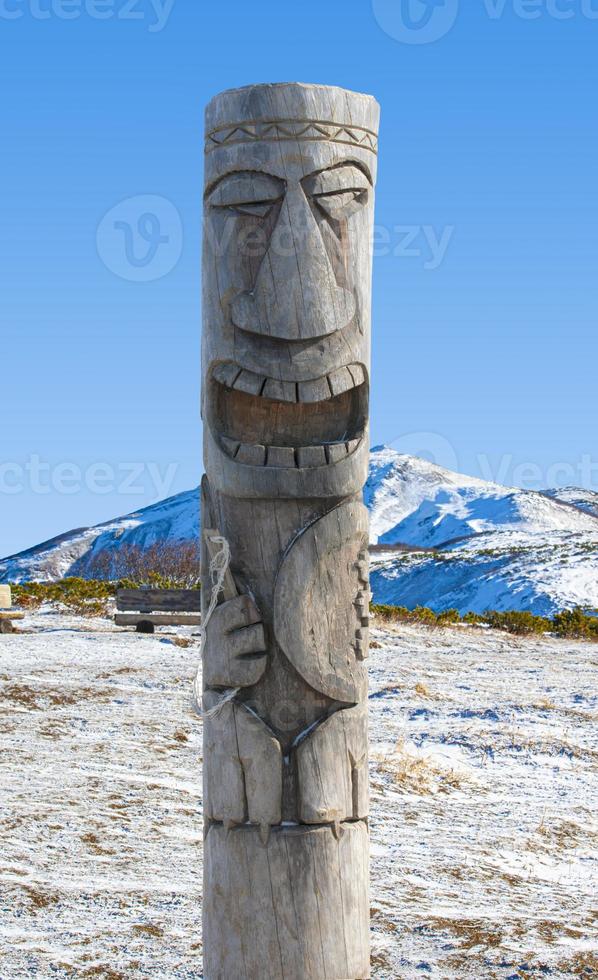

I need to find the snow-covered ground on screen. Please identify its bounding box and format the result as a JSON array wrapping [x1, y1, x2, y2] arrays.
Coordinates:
[[1, 611, 596, 978]]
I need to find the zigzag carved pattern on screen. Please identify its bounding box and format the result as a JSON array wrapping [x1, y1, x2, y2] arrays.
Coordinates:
[[206, 119, 378, 154]]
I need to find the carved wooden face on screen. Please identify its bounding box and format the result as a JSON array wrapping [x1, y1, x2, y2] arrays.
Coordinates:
[[202, 84, 379, 499]]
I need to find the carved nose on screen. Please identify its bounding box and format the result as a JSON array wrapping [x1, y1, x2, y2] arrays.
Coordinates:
[[231, 185, 356, 341]]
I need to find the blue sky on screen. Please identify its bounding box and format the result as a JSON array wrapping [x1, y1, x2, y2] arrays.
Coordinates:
[[1, 0, 597, 556]]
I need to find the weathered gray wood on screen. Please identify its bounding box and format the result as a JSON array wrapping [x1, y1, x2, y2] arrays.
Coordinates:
[[296, 703, 369, 827], [203, 700, 282, 838], [114, 613, 201, 627], [116, 589, 201, 613], [0, 586, 12, 609], [201, 82, 379, 979], [273, 500, 370, 704], [204, 823, 370, 980]]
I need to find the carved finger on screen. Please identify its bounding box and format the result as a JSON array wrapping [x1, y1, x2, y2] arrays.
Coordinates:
[[216, 594, 262, 634], [226, 623, 267, 658]]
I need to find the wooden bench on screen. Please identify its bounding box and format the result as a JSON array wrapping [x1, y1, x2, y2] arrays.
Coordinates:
[[0, 586, 25, 632], [114, 588, 201, 633]]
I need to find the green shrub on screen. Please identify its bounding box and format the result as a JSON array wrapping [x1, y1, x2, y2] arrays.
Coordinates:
[[463, 611, 485, 625], [13, 578, 115, 617], [483, 610, 550, 636], [370, 601, 598, 640], [436, 608, 461, 626], [553, 606, 598, 639]]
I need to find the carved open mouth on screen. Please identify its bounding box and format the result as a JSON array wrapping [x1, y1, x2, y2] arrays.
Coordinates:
[[209, 362, 368, 468]]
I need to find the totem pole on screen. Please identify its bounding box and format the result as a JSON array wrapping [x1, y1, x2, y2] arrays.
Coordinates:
[[201, 82, 379, 980]]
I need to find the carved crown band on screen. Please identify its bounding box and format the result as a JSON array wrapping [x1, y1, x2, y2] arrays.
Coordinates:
[[205, 119, 378, 155]]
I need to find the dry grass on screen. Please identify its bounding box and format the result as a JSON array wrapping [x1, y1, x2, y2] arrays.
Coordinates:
[[20, 884, 60, 910], [80, 832, 114, 856], [532, 818, 597, 853], [81, 967, 127, 980], [131, 923, 164, 938], [557, 951, 598, 975], [0, 683, 112, 710], [375, 738, 471, 795]]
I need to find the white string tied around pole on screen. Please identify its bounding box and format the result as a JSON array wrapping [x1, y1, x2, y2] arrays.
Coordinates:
[[193, 534, 241, 717]]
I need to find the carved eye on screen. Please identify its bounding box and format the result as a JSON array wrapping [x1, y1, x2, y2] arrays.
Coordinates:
[[207, 172, 284, 219], [303, 165, 371, 221], [227, 201, 276, 218], [311, 188, 369, 220]]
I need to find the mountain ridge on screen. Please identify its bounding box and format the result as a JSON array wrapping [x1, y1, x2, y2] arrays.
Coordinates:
[[2, 449, 597, 615]]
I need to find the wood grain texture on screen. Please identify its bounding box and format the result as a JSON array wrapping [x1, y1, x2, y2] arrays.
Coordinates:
[[116, 589, 201, 613], [204, 822, 370, 980], [114, 613, 201, 627], [201, 82, 378, 979]]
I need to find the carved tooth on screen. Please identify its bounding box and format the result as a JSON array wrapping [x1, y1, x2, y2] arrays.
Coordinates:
[[326, 442, 348, 463], [259, 824, 271, 847], [266, 446, 296, 468], [234, 369, 266, 396], [212, 362, 241, 388], [346, 438, 361, 455], [261, 378, 297, 403], [328, 366, 356, 397], [347, 363, 366, 387], [296, 445, 327, 468], [355, 638, 368, 661], [236, 443, 267, 466], [331, 821, 344, 841], [220, 436, 240, 458], [297, 377, 332, 403]]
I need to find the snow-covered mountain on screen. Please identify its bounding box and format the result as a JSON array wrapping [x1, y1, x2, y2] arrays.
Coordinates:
[[2, 449, 597, 615], [367, 448, 598, 616], [0, 490, 199, 585], [545, 486, 598, 518]]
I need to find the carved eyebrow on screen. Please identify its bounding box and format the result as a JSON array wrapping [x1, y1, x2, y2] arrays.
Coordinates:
[[207, 171, 285, 207], [302, 165, 371, 197]]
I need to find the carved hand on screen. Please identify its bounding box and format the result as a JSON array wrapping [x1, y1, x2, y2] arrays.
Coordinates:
[[203, 595, 268, 688]]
